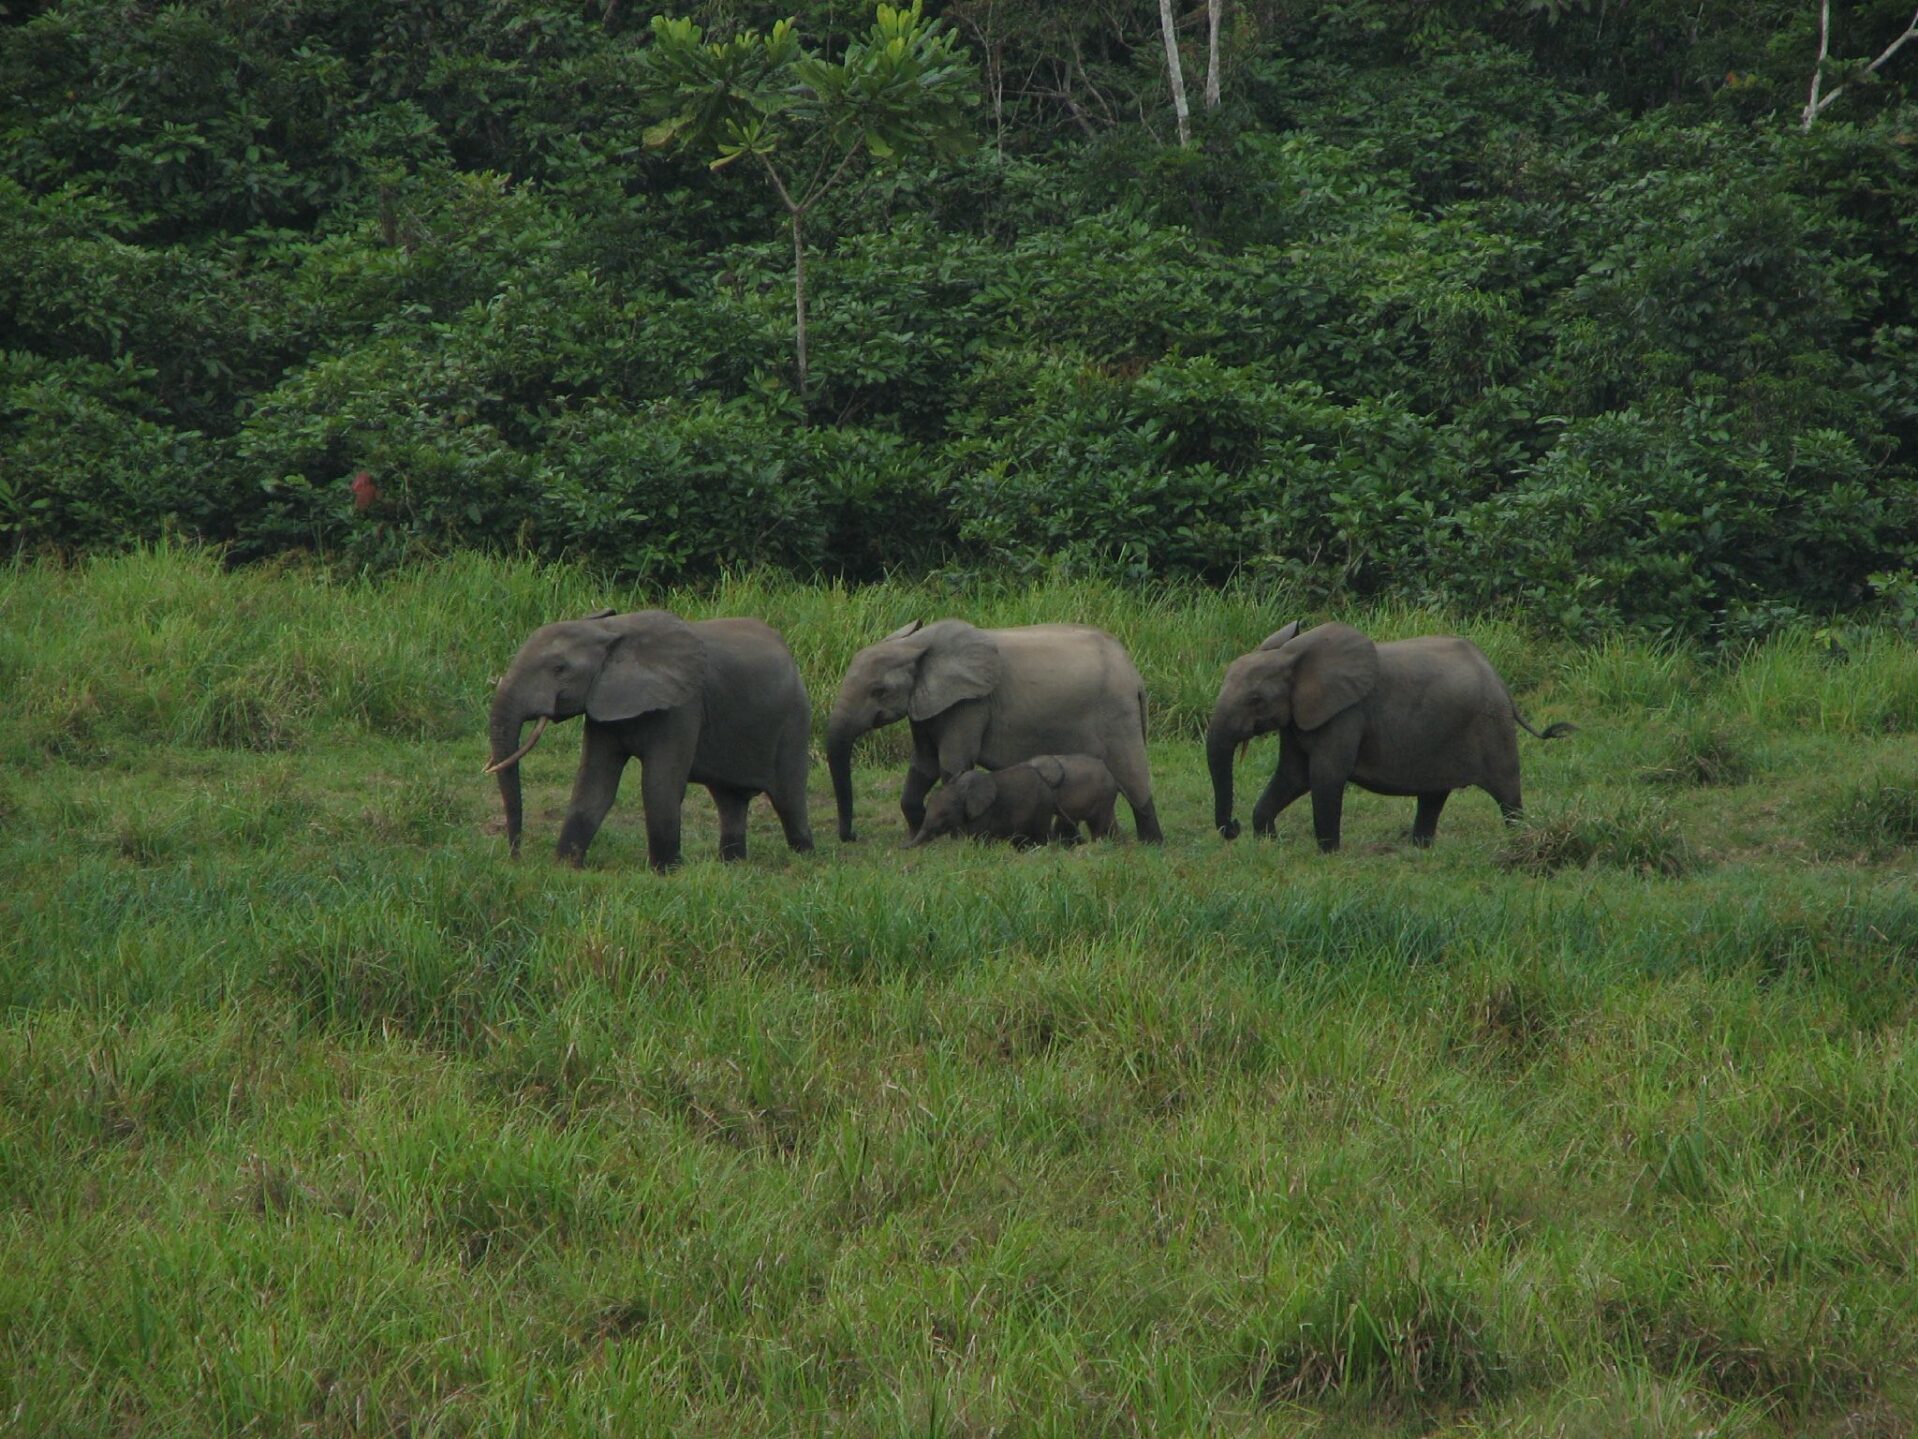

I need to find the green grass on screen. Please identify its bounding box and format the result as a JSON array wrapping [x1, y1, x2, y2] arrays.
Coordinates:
[[3, 547, 1916, 1436]]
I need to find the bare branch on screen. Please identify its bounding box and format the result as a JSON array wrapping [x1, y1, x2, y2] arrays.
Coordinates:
[[1803, 3, 1918, 130]]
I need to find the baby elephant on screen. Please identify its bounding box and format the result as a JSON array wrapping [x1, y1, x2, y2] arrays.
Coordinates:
[[906, 754, 1121, 849]]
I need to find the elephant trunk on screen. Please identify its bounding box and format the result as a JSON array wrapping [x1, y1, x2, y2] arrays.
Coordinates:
[[1207, 717, 1242, 840], [487, 693, 542, 858], [826, 715, 863, 843]]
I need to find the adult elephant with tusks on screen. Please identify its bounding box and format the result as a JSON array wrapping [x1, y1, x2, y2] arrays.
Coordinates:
[[485, 608, 813, 871], [825, 619, 1164, 845], [1208, 621, 1575, 853]]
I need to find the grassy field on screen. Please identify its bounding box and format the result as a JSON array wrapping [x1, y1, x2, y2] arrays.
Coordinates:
[[3, 547, 1917, 1436]]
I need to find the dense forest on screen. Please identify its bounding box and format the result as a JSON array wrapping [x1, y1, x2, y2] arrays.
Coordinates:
[[4, 0, 1917, 638]]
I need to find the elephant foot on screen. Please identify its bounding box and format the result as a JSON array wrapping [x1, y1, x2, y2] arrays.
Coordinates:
[[1218, 818, 1242, 840]]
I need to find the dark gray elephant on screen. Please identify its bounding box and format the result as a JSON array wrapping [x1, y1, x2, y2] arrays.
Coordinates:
[[485, 609, 813, 871], [825, 620, 1163, 845], [905, 753, 1121, 849], [903, 766, 1059, 849], [1207, 621, 1574, 852]]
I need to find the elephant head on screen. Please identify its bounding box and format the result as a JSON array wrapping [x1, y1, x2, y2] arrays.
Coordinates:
[[486, 609, 704, 855], [825, 619, 1002, 842], [903, 771, 995, 848], [1207, 621, 1378, 838]]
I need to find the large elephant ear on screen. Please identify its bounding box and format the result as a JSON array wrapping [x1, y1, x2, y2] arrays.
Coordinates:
[[586, 610, 705, 722], [1258, 620, 1303, 652], [907, 620, 1002, 721], [1285, 623, 1379, 731], [960, 772, 997, 821]]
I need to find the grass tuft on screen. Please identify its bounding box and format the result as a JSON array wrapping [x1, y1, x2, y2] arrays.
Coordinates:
[[1818, 763, 1918, 859], [1499, 797, 1700, 876], [1638, 711, 1758, 787], [1243, 1251, 1507, 1410]]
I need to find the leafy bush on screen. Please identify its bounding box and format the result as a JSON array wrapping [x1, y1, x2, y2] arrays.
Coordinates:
[[534, 399, 822, 580], [0, 352, 222, 554]]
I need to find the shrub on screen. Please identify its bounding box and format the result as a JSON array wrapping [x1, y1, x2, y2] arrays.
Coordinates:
[[534, 399, 828, 581]]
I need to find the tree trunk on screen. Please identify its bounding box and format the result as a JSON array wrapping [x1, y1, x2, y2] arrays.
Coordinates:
[[789, 204, 809, 400], [1157, 0, 1191, 146], [1205, 0, 1222, 109]]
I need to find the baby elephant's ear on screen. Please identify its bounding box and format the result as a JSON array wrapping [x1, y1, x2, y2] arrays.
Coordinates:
[[1028, 755, 1068, 788], [960, 773, 997, 821], [1258, 620, 1303, 652], [587, 610, 705, 722]]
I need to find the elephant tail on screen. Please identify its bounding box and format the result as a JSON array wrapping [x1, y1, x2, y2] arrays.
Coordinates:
[[1515, 705, 1577, 741]]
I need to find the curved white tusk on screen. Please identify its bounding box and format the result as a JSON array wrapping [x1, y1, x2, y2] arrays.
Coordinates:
[[482, 716, 550, 774]]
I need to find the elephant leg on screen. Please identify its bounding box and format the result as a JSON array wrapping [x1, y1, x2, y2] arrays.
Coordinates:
[[1411, 790, 1450, 847], [1306, 726, 1361, 852], [1308, 778, 1347, 853], [1051, 816, 1085, 845], [1013, 810, 1052, 849], [1104, 746, 1163, 845], [1086, 794, 1118, 840], [768, 728, 814, 854], [638, 748, 692, 873], [899, 759, 939, 840], [768, 781, 814, 854], [1482, 774, 1523, 824], [1251, 747, 1309, 839], [709, 784, 753, 862], [556, 724, 630, 866]]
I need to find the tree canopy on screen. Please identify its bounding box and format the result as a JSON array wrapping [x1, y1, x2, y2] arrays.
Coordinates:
[[3, 0, 1916, 638]]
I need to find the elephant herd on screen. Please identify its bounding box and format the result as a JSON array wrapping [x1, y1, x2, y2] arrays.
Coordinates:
[[485, 608, 1574, 872]]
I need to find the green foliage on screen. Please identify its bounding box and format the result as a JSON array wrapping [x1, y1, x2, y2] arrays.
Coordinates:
[[4, 1, 1918, 636]]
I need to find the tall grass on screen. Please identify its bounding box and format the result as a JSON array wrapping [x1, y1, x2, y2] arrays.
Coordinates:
[[2, 547, 1915, 1435]]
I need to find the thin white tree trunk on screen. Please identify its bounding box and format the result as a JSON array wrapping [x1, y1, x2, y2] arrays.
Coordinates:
[[1205, 0, 1223, 109], [1157, 0, 1191, 145]]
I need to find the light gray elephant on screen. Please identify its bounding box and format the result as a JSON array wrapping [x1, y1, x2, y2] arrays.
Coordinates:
[[905, 753, 1121, 849], [1207, 621, 1574, 852], [485, 608, 813, 871], [825, 620, 1163, 844]]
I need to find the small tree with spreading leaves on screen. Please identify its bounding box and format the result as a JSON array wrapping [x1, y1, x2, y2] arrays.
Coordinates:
[[637, 3, 976, 406]]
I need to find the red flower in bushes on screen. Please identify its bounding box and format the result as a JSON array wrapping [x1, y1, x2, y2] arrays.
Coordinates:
[[350, 470, 381, 512]]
